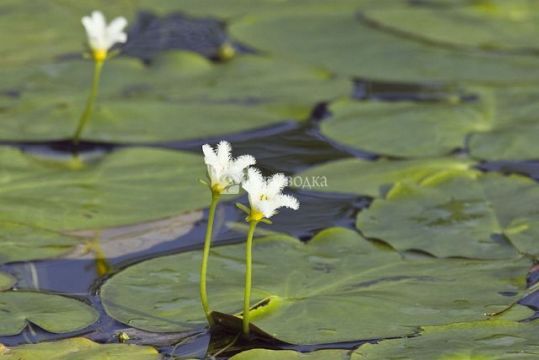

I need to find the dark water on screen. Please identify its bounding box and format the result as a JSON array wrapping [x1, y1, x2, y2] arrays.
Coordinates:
[[1, 8, 539, 359]]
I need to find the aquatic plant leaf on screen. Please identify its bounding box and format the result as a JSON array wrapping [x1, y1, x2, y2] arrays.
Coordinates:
[[320, 100, 489, 158], [296, 157, 474, 197], [0, 52, 349, 142], [357, 171, 539, 258], [0, 337, 160, 360], [101, 227, 530, 344], [230, 12, 539, 84], [468, 87, 539, 161], [0, 147, 208, 231], [351, 320, 539, 360], [0, 272, 15, 291], [363, 0, 539, 51], [0, 222, 79, 265], [230, 349, 349, 360], [0, 292, 98, 336]]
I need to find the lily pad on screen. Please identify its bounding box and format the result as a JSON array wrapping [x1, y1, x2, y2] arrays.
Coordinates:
[[0, 337, 160, 360], [351, 320, 539, 359], [0, 291, 98, 336], [101, 227, 530, 344], [468, 87, 539, 161], [356, 171, 539, 258], [231, 349, 349, 360], [363, 0, 539, 51], [230, 12, 539, 84], [0, 147, 209, 231], [296, 157, 474, 197], [320, 100, 489, 158], [0, 222, 79, 264], [0, 52, 349, 142], [0, 272, 15, 291]]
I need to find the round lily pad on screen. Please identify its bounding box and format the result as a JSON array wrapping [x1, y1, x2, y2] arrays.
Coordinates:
[[351, 320, 539, 359], [230, 349, 348, 360], [230, 11, 539, 84], [0, 337, 159, 360], [357, 171, 539, 258], [363, 0, 539, 51], [296, 157, 474, 197], [320, 100, 488, 158], [0, 272, 15, 291], [101, 227, 529, 344], [0, 146, 208, 231], [0, 291, 98, 336]]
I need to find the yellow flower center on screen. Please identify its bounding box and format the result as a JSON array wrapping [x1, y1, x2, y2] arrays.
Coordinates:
[[249, 209, 264, 222], [92, 49, 107, 62]]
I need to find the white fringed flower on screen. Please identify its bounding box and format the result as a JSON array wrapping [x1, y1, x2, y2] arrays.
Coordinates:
[[202, 141, 255, 194], [242, 167, 299, 221], [82, 10, 128, 61]]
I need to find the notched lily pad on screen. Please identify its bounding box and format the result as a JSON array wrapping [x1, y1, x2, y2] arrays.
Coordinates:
[[351, 320, 539, 359], [0, 291, 98, 336], [0, 337, 160, 359], [101, 227, 529, 345], [0, 147, 208, 231], [357, 171, 539, 258]]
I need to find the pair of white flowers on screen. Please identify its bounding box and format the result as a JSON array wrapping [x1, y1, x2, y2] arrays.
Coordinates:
[[202, 141, 299, 221], [81, 11, 128, 61]]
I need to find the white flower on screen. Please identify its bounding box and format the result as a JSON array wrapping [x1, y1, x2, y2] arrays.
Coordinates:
[[202, 141, 255, 194], [82, 10, 128, 61], [242, 167, 299, 221]]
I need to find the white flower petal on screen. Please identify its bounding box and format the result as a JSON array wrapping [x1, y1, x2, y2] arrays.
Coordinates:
[[82, 10, 128, 52], [275, 194, 299, 210], [266, 173, 288, 197], [228, 155, 255, 182], [216, 141, 232, 166], [243, 167, 264, 194], [202, 144, 218, 165]]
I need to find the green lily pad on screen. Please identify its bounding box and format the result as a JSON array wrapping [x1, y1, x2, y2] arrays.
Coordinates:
[[230, 349, 349, 360], [230, 12, 539, 84], [351, 320, 539, 360], [0, 146, 208, 231], [101, 227, 530, 344], [0, 291, 98, 336], [363, 0, 539, 51], [468, 87, 539, 161], [320, 100, 488, 158], [0, 222, 79, 264], [0, 272, 15, 291], [0, 337, 160, 360], [0, 52, 349, 142], [357, 171, 539, 258], [296, 157, 474, 197]]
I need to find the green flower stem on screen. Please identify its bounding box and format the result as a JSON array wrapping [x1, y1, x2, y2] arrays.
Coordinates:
[[200, 192, 220, 326], [73, 59, 104, 145], [242, 219, 259, 336]]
